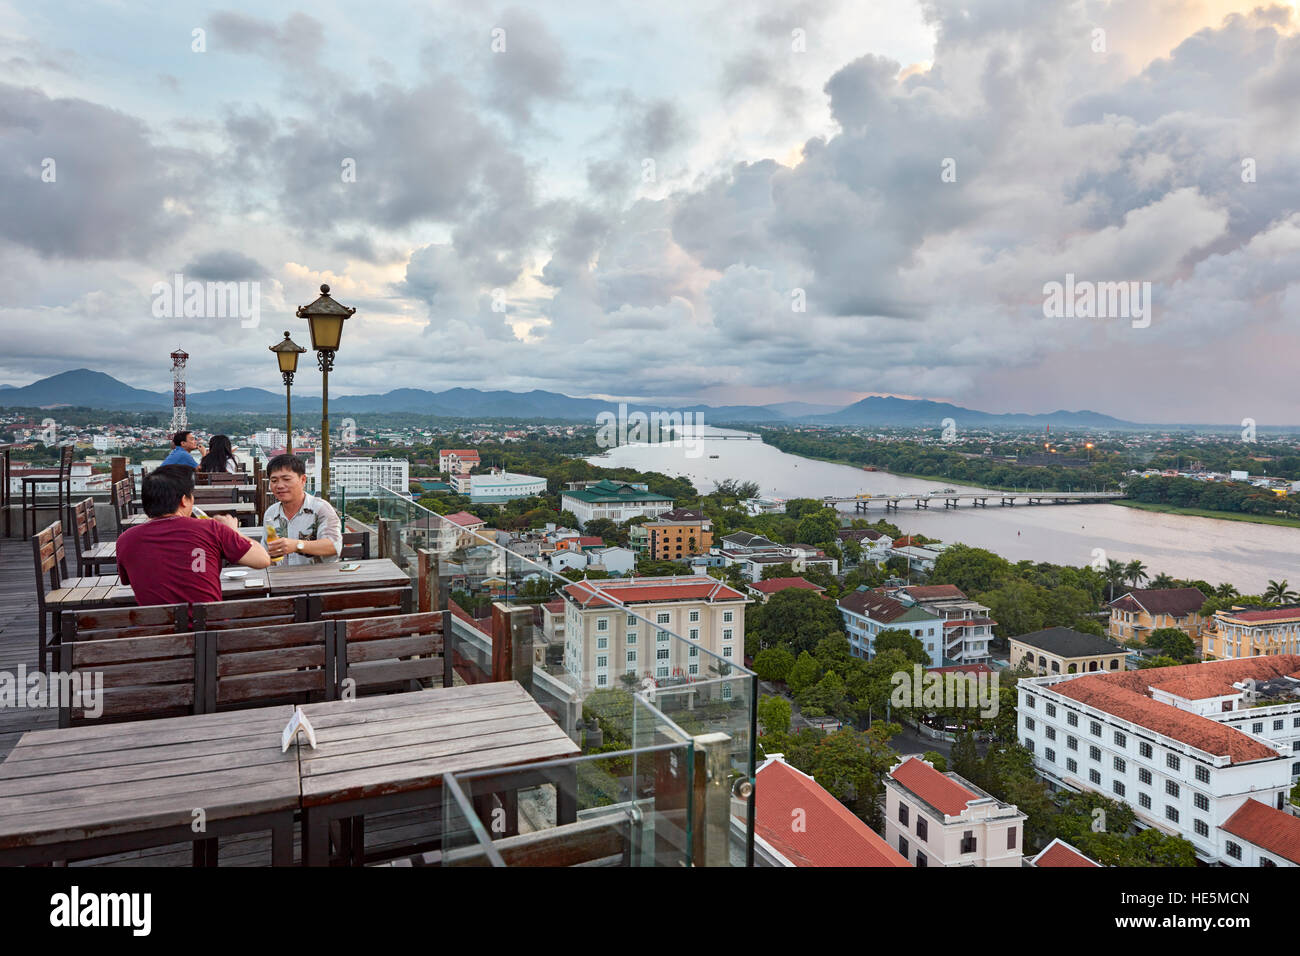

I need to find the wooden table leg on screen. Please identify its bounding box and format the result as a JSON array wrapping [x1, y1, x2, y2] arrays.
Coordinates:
[[350, 817, 365, 866], [303, 809, 331, 867], [271, 817, 294, 866], [555, 765, 578, 825], [192, 837, 218, 867]]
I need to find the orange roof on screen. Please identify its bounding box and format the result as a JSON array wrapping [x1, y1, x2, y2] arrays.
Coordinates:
[[753, 758, 910, 867], [888, 757, 977, 816], [443, 511, 485, 527], [751, 577, 825, 594], [1149, 676, 1240, 700], [1032, 838, 1100, 867], [1223, 606, 1300, 624], [1221, 799, 1300, 864], [1049, 656, 1300, 764], [899, 584, 967, 600], [439, 449, 479, 457], [562, 576, 747, 608]]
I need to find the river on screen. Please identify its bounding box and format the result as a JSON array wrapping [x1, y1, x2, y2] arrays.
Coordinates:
[[586, 427, 1300, 594]]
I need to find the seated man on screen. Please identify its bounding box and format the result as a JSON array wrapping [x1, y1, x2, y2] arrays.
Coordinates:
[[160, 430, 201, 468], [262, 453, 342, 566], [117, 466, 271, 606]]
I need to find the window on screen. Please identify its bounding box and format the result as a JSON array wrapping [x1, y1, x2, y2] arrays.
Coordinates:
[[656, 648, 669, 660], [597, 618, 608, 632], [657, 666, 668, 677], [1007, 828, 1017, 850], [1113, 780, 1125, 797], [1226, 841, 1242, 860], [1046, 702, 1057, 718], [688, 610, 699, 623], [1045, 747, 1056, 763], [627, 651, 636, 662], [1066, 736, 1077, 751], [627, 614, 638, 626], [899, 836, 909, 857], [960, 831, 977, 854], [1194, 819, 1209, 838], [1294, 717, 1300, 728], [689, 646, 698, 657], [1114, 731, 1126, 748], [1274, 719, 1284, 731], [1261, 858, 1276, 867], [1025, 738, 1035, 753], [1165, 780, 1179, 798], [627, 632, 636, 644], [723, 647, 733, 657], [1113, 756, 1126, 773], [916, 852, 927, 868], [1066, 758, 1078, 773], [657, 630, 669, 643], [1026, 717, 1035, 731], [1166, 753, 1180, 771], [1067, 712, 1078, 727], [597, 674, 607, 686], [723, 610, 733, 623], [1165, 806, 1179, 823], [689, 628, 699, 641], [597, 636, 607, 649], [689, 663, 699, 675], [722, 628, 733, 642], [917, 817, 927, 841], [1090, 720, 1101, 737], [1089, 745, 1101, 762], [1195, 765, 1210, 784], [656, 612, 670, 625], [1089, 769, 1101, 785], [1139, 741, 1153, 759], [1046, 726, 1056, 741], [596, 655, 607, 668], [1252, 721, 1263, 734], [1138, 768, 1152, 785], [1026, 695, 1036, 710], [1194, 793, 1208, 812], [1139, 793, 1151, 810], [898, 804, 909, 825]]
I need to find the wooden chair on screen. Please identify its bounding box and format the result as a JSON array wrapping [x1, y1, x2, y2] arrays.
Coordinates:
[[195, 471, 241, 486], [191, 594, 307, 631], [306, 586, 412, 622], [192, 486, 237, 504], [20, 445, 74, 538], [72, 497, 116, 575], [334, 611, 444, 697], [199, 620, 334, 711], [57, 631, 201, 727], [66, 604, 187, 642], [112, 477, 135, 532], [342, 531, 371, 560], [31, 521, 71, 675]]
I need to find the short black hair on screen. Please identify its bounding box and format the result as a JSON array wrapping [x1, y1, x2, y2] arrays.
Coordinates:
[[267, 453, 306, 477], [142, 466, 195, 518], [172, 430, 192, 447]]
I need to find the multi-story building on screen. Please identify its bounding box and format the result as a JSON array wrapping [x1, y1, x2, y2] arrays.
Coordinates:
[[1017, 655, 1300, 865], [253, 428, 285, 449], [1107, 587, 1207, 644], [307, 455, 409, 497], [838, 589, 944, 666], [643, 508, 713, 560], [748, 577, 826, 604], [1010, 626, 1128, 676], [466, 469, 547, 504], [836, 528, 892, 564], [441, 510, 489, 550], [878, 585, 995, 666], [438, 448, 480, 474], [1206, 605, 1300, 659], [560, 575, 750, 692], [559, 479, 674, 529], [884, 756, 1027, 867]]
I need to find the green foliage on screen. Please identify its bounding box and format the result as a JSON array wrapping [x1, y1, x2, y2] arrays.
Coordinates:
[[747, 587, 846, 656], [752, 646, 795, 683], [757, 695, 791, 736], [781, 724, 901, 829], [1137, 654, 1184, 670], [795, 508, 840, 547], [929, 544, 1013, 595], [873, 628, 929, 665], [922, 750, 947, 772], [950, 730, 981, 787], [1147, 627, 1197, 662], [786, 651, 821, 697]]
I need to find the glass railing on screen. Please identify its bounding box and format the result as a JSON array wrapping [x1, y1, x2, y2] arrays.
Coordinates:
[[374, 486, 756, 866]]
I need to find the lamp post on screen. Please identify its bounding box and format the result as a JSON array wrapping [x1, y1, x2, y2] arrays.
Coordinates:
[[269, 331, 306, 456], [296, 284, 354, 500]]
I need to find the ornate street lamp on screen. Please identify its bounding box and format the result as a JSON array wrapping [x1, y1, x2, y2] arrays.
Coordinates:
[[269, 331, 306, 456], [296, 284, 355, 500]]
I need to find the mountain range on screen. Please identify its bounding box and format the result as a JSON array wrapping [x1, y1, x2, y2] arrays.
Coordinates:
[[0, 367, 1229, 430]]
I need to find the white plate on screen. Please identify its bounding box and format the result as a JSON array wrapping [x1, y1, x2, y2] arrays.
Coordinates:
[[222, 569, 249, 578]]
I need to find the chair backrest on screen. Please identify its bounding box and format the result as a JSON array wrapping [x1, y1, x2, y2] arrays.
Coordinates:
[[67, 604, 187, 642], [342, 531, 371, 560], [201, 620, 333, 711], [72, 496, 99, 550], [58, 632, 200, 726], [192, 486, 237, 503], [191, 594, 307, 631], [336, 611, 445, 696], [307, 586, 411, 622], [196, 471, 241, 485], [112, 477, 134, 522], [57, 444, 74, 479], [31, 521, 69, 600]]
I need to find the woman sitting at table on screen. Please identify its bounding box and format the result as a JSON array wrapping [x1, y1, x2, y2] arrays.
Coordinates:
[[199, 434, 239, 473]]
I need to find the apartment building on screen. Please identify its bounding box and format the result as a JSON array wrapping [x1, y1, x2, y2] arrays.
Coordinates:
[[308, 455, 409, 497], [1010, 626, 1128, 676], [1017, 655, 1300, 865], [836, 528, 892, 564], [878, 585, 995, 666], [884, 756, 1027, 867], [1206, 605, 1300, 659], [643, 508, 713, 560], [438, 448, 480, 474], [560, 576, 750, 692], [838, 589, 944, 666], [560, 479, 675, 529], [1107, 587, 1207, 644]]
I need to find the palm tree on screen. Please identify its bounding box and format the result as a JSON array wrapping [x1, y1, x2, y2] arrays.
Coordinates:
[[1104, 559, 1127, 602], [1124, 560, 1148, 589], [1150, 572, 1176, 589], [1215, 582, 1239, 600], [1264, 580, 1298, 604]]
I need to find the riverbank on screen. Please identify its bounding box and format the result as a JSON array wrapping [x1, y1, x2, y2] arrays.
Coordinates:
[[1112, 499, 1300, 530], [778, 450, 1106, 496]]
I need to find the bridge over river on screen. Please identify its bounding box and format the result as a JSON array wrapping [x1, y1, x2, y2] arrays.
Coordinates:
[[823, 491, 1127, 512]]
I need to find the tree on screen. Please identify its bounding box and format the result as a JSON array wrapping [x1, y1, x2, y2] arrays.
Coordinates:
[[747, 587, 846, 656], [1147, 627, 1196, 662], [753, 646, 795, 683], [1124, 559, 1149, 588], [795, 508, 840, 547], [797, 724, 901, 828], [874, 628, 929, 665], [1104, 559, 1127, 602], [582, 518, 619, 544], [1149, 572, 1176, 589], [757, 695, 791, 737], [950, 730, 981, 786], [921, 751, 947, 772], [976, 578, 1046, 638], [929, 544, 1012, 595], [786, 651, 821, 697], [1138, 654, 1183, 670], [760, 562, 797, 581], [1264, 579, 1299, 604]]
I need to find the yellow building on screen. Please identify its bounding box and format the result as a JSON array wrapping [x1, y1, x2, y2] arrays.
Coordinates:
[[1204, 605, 1300, 659], [644, 508, 713, 561], [1010, 627, 1128, 676], [1107, 587, 1206, 644]]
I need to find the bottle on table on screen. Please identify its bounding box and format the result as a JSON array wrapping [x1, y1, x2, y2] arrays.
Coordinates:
[[265, 524, 284, 563]]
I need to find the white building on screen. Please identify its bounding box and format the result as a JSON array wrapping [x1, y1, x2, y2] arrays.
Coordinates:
[[880, 585, 994, 666], [253, 428, 285, 449], [559, 479, 675, 529], [1017, 655, 1300, 865], [308, 456, 410, 497], [884, 756, 1027, 867], [438, 448, 480, 474], [468, 470, 547, 504], [838, 589, 945, 666], [560, 576, 750, 693]]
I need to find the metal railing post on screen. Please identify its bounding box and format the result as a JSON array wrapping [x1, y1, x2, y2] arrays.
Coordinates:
[[691, 731, 733, 867]]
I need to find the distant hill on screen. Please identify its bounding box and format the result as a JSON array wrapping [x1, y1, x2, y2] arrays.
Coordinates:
[[813, 395, 1137, 429]]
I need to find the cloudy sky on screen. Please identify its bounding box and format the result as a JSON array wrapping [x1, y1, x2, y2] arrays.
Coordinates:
[[2, 0, 1299, 423]]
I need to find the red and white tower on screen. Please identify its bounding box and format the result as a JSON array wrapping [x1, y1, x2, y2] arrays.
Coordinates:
[[170, 347, 189, 432]]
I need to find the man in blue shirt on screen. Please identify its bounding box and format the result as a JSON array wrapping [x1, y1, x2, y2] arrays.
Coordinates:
[[160, 430, 201, 468]]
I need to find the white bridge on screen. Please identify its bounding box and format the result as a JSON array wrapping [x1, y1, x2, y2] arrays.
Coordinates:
[[823, 491, 1127, 512]]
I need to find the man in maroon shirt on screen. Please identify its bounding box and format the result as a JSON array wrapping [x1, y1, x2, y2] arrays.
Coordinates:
[[116, 466, 271, 606]]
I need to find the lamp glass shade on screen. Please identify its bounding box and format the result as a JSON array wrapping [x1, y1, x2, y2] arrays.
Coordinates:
[[276, 348, 299, 374], [308, 315, 345, 352]]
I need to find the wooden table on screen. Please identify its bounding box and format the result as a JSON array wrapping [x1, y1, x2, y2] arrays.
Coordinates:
[[0, 706, 300, 866], [267, 557, 408, 595], [298, 683, 580, 866]]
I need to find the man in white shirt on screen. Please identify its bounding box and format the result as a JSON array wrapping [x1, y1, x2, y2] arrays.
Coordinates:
[[262, 454, 343, 566]]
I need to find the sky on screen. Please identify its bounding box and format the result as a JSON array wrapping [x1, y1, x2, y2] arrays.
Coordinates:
[[1, 0, 1299, 423]]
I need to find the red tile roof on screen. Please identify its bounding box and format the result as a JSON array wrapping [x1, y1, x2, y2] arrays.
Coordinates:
[[750, 577, 825, 594], [1107, 587, 1206, 616], [1049, 656, 1300, 764], [1221, 605, 1300, 624], [443, 511, 485, 527], [543, 599, 565, 615], [898, 584, 968, 600], [838, 590, 911, 623], [1221, 799, 1300, 865], [753, 758, 910, 867], [1032, 838, 1101, 867], [1148, 676, 1240, 700], [889, 757, 978, 816], [562, 576, 747, 608], [439, 449, 480, 458], [928, 663, 995, 677]]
